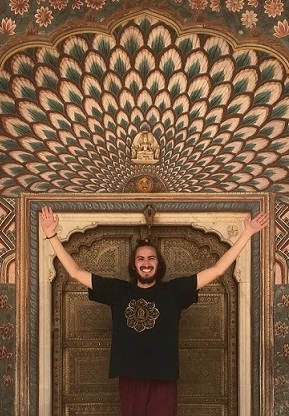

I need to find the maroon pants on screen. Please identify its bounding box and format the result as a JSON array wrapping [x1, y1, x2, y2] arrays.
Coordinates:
[[118, 377, 178, 416]]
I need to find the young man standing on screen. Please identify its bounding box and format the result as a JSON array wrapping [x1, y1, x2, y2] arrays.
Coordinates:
[[40, 206, 268, 416]]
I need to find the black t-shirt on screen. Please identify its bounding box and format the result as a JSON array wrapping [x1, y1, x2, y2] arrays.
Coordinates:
[[88, 274, 198, 381]]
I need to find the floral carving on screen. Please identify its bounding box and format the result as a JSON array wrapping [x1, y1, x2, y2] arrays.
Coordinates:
[[0, 323, 14, 341]]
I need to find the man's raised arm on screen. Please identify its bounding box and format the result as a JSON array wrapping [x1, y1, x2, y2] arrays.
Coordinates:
[[39, 206, 92, 289], [197, 212, 269, 290]]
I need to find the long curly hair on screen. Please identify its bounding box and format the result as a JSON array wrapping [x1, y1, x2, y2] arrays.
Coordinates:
[[128, 239, 166, 284]]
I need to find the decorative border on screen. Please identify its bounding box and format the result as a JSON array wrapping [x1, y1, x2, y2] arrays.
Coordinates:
[[274, 284, 289, 416], [16, 192, 273, 415], [0, 284, 15, 415]]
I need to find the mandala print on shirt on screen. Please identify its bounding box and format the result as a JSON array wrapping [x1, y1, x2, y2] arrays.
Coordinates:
[[124, 298, 160, 332]]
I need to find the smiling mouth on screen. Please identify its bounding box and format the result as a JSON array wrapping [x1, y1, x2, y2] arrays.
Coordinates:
[[140, 267, 154, 273]]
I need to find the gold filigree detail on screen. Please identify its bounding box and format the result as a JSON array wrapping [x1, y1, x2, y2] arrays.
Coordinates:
[[124, 298, 160, 332]]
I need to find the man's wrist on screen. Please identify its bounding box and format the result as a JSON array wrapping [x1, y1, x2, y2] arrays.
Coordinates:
[[45, 232, 57, 240]]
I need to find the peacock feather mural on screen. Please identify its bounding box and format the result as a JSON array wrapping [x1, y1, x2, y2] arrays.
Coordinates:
[[0, 8, 289, 416], [0, 14, 289, 196]]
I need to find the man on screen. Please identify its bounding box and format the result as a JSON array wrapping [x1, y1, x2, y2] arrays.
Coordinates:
[[39, 206, 268, 416]]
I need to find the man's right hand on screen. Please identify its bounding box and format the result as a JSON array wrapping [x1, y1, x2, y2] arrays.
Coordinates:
[[39, 206, 59, 238]]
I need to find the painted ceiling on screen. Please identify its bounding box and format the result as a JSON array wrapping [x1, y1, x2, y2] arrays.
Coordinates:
[[0, 1, 289, 196]]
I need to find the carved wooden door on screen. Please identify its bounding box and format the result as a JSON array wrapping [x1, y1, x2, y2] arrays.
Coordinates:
[[52, 225, 238, 416]]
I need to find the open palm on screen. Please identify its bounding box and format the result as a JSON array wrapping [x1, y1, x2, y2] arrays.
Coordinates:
[[244, 212, 269, 236]]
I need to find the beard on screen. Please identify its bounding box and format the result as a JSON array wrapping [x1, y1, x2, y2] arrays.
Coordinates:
[[137, 275, 157, 285], [132, 268, 158, 285]]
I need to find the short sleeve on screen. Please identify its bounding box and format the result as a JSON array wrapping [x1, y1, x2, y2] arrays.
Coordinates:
[[168, 274, 198, 309], [88, 274, 124, 306]]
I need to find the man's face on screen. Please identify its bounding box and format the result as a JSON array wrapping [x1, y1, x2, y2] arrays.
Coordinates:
[[134, 245, 159, 287]]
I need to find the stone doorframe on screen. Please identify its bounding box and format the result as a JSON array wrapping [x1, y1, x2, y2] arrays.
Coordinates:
[[16, 192, 273, 416]]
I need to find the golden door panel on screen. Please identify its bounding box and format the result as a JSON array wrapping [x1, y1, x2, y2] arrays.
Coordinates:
[[52, 225, 237, 416]]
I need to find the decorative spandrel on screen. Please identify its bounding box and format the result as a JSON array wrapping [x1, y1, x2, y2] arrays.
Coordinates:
[[67, 229, 133, 279], [52, 224, 238, 416], [159, 226, 232, 280]]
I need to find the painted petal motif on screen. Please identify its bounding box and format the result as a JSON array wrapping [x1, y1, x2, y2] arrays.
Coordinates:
[[0, 18, 288, 196]]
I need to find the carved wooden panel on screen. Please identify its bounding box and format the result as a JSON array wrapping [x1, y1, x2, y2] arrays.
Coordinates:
[[52, 225, 237, 416], [157, 226, 237, 416]]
